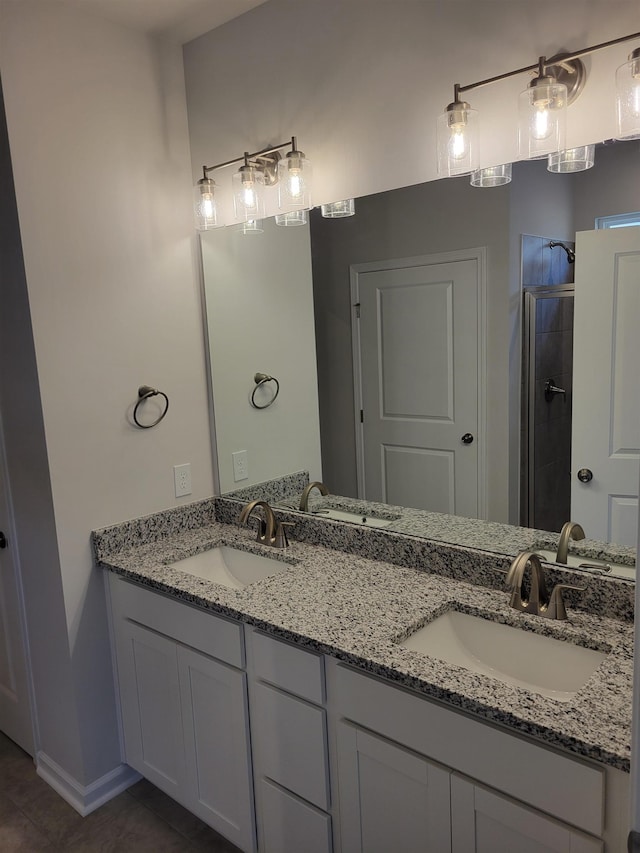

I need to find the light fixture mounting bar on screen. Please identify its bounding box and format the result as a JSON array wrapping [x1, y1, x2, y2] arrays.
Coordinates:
[[202, 138, 294, 179], [455, 29, 640, 98]]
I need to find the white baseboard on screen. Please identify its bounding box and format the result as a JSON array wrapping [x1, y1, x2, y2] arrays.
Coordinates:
[[36, 751, 141, 816]]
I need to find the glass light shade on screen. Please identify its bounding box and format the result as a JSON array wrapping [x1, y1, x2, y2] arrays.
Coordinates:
[[278, 150, 312, 209], [616, 50, 640, 140], [240, 218, 264, 235], [518, 78, 567, 160], [194, 178, 219, 230], [436, 102, 479, 177], [321, 199, 355, 218], [275, 209, 308, 227], [232, 164, 266, 222], [547, 145, 595, 173], [470, 164, 512, 187]]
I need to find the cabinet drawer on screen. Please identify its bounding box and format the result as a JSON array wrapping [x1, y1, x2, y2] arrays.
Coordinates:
[[331, 662, 604, 837], [260, 780, 332, 853], [251, 629, 325, 703], [252, 682, 329, 810], [109, 574, 243, 667]]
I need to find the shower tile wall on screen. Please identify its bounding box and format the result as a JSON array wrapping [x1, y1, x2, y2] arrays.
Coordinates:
[[521, 235, 575, 533]]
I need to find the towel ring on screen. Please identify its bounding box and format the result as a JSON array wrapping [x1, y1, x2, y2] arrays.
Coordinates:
[[251, 373, 280, 409], [133, 385, 169, 428]]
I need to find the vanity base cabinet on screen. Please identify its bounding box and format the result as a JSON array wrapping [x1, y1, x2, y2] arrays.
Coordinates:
[[336, 722, 451, 852], [451, 775, 603, 853], [108, 576, 256, 853]]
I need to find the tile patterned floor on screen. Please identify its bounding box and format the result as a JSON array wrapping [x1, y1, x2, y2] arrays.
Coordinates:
[[0, 731, 242, 851]]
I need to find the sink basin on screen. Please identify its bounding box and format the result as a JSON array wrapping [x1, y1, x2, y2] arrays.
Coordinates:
[[169, 545, 289, 590], [311, 508, 396, 528], [535, 549, 635, 580], [399, 610, 606, 701]]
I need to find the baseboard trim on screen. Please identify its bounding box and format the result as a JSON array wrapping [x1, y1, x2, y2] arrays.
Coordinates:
[[36, 751, 141, 816]]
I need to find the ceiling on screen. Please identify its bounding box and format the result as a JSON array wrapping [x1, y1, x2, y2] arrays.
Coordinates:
[[56, 0, 268, 44]]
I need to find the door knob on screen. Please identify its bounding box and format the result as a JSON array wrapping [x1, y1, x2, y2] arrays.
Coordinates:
[[461, 433, 474, 445], [577, 468, 593, 483], [0, 532, 7, 549]]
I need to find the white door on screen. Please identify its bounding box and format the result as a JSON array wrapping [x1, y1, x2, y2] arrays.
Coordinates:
[[572, 227, 640, 546], [352, 251, 485, 517], [0, 426, 34, 755]]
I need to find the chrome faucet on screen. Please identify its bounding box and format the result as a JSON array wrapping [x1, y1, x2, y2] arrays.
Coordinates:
[[556, 521, 585, 564], [299, 481, 329, 512], [506, 550, 585, 620], [238, 500, 291, 548]]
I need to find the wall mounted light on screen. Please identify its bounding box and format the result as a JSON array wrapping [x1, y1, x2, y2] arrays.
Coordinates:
[[321, 199, 356, 218], [616, 47, 640, 139], [194, 177, 219, 230], [275, 209, 308, 227], [439, 30, 639, 184], [278, 138, 312, 210], [437, 85, 479, 177], [194, 136, 311, 230], [470, 163, 512, 187], [240, 218, 264, 235], [547, 145, 595, 173]]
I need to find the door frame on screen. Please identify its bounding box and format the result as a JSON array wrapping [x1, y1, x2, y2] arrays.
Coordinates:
[[350, 247, 488, 519]]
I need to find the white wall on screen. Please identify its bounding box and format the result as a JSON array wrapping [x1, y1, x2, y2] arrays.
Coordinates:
[[202, 219, 322, 491], [184, 1, 639, 214], [0, 0, 212, 789]]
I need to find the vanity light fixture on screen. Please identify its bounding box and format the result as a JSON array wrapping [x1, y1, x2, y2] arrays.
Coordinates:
[[240, 218, 264, 235], [470, 164, 512, 187], [616, 46, 640, 139], [275, 209, 308, 227], [547, 145, 595, 173], [278, 137, 312, 210], [321, 199, 356, 218], [439, 30, 640, 181], [194, 136, 311, 230]]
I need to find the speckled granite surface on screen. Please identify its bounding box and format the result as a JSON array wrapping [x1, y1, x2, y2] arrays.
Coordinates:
[[94, 506, 634, 772], [223, 474, 637, 569]]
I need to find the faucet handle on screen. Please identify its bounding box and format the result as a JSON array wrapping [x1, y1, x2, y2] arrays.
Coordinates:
[[546, 582, 587, 620], [273, 520, 294, 549]]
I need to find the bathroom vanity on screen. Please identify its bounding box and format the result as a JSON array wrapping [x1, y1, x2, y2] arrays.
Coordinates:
[[96, 502, 633, 852]]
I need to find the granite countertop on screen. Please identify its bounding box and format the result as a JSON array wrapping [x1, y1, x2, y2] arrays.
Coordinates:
[[95, 517, 633, 773]]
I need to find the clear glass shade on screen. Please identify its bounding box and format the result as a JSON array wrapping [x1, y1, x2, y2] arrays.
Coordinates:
[[278, 151, 313, 209], [240, 218, 264, 235], [470, 164, 512, 187], [194, 179, 219, 230], [436, 104, 479, 177], [275, 209, 308, 227], [232, 165, 266, 222], [321, 199, 355, 218], [518, 79, 567, 160], [547, 145, 595, 173], [616, 54, 640, 140]]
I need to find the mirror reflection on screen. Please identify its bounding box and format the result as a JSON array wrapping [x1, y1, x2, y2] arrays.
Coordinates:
[[202, 140, 640, 564]]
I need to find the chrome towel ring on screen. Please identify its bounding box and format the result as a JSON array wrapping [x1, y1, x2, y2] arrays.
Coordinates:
[[133, 385, 169, 428], [251, 373, 280, 409]]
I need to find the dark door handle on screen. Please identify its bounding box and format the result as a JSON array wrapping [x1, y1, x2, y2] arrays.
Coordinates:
[[0, 532, 7, 549], [577, 468, 593, 483], [461, 433, 474, 445]]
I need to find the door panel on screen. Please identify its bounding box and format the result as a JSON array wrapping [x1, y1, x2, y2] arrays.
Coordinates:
[[572, 228, 640, 545], [353, 253, 483, 518]]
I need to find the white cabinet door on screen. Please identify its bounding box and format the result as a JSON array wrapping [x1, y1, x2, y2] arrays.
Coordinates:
[[336, 722, 451, 853], [451, 775, 602, 853], [115, 620, 187, 798], [178, 645, 255, 853], [259, 779, 332, 853]]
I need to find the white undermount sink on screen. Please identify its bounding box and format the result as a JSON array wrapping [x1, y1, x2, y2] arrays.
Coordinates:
[[169, 545, 290, 590], [311, 508, 396, 528], [399, 610, 607, 701], [535, 549, 635, 581]]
